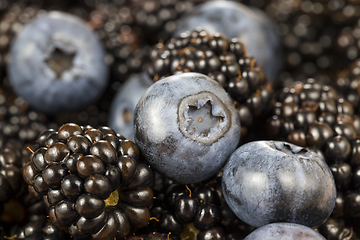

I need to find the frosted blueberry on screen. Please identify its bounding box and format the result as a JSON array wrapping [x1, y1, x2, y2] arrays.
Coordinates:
[[108, 72, 153, 141], [244, 223, 326, 240], [8, 11, 108, 114], [173, 1, 282, 82], [222, 140, 336, 228], [134, 72, 241, 184]]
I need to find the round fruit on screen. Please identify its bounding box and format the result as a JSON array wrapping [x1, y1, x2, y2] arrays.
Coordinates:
[[134, 72, 241, 184], [108, 72, 153, 141], [244, 222, 326, 240], [8, 11, 108, 114], [173, 0, 282, 82], [222, 140, 336, 228]]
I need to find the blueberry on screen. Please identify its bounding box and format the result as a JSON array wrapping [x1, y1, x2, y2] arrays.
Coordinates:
[[173, 0, 283, 82], [8, 11, 108, 114], [134, 72, 241, 184], [108, 72, 153, 141], [222, 140, 336, 228], [244, 222, 326, 240]]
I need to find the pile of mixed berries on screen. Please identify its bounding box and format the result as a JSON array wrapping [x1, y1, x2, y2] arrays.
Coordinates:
[[1, 0, 360, 239]]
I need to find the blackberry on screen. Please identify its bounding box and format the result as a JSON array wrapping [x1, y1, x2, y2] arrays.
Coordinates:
[[16, 216, 71, 240], [265, 78, 360, 236], [23, 123, 154, 239], [147, 28, 273, 140], [0, 86, 52, 226], [137, 173, 254, 239], [0, 139, 47, 224]]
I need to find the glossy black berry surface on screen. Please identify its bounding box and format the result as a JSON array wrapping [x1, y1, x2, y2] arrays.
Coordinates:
[[23, 123, 154, 239]]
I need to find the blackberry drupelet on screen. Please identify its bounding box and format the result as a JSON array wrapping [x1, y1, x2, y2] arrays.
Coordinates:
[[147, 28, 274, 140], [23, 123, 154, 239]]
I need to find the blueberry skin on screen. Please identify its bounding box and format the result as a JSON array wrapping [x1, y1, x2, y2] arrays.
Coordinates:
[[8, 11, 108, 114], [173, 1, 282, 82], [244, 223, 326, 240], [108, 72, 153, 141], [134, 72, 241, 184], [222, 140, 336, 228]]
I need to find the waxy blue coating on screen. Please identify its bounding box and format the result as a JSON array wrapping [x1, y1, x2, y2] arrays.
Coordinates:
[[174, 1, 282, 82], [134, 72, 241, 184], [222, 140, 336, 228], [108, 72, 153, 141], [244, 223, 326, 240], [8, 11, 108, 114]]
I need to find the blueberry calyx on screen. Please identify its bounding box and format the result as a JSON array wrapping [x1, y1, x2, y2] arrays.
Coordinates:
[[274, 142, 309, 155], [178, 92, 231, 144], [45, 47, 76, 79]]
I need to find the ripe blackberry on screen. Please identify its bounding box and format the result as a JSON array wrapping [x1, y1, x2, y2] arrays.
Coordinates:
[[147, 28, 273, 140], [16, 216, 71, 240], [265, 78, 360, 235], [137, 174, 254, 239], [23, 123, 154, 239], [0, 86, 52, 226], [0, 139, 47, 225]]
